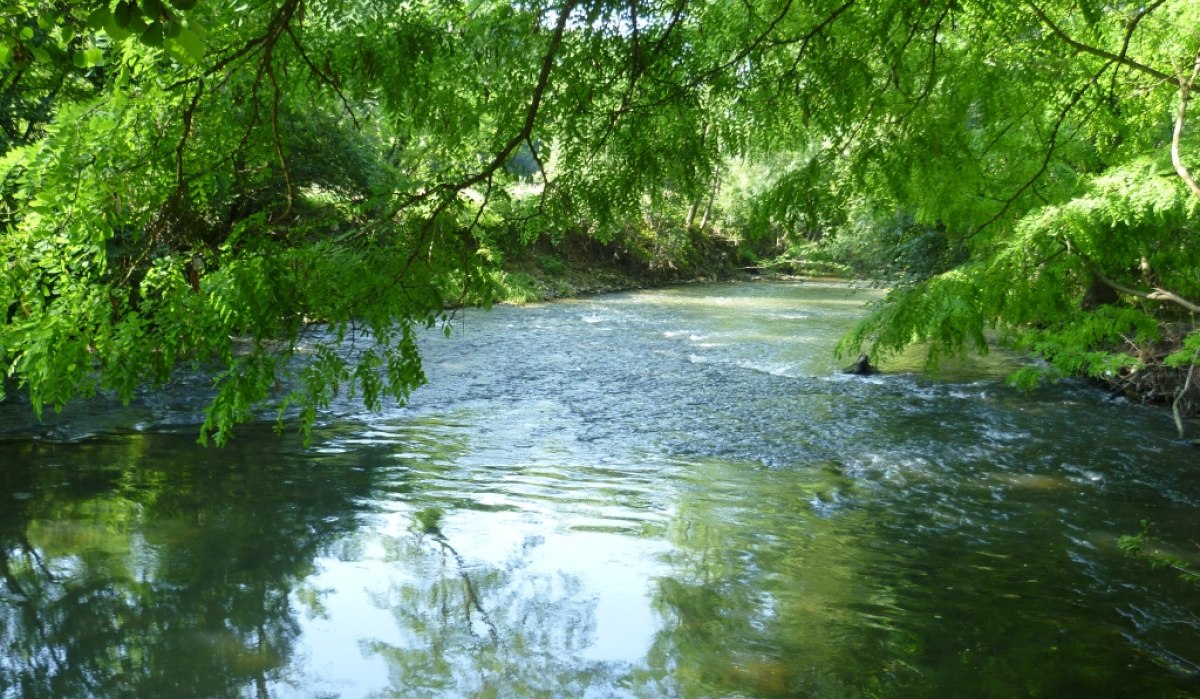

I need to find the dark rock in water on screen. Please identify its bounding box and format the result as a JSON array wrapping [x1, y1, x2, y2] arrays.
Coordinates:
[[844, 354, 878, 376]]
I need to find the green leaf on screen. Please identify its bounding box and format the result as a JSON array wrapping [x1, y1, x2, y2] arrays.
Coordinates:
[[173, 26, 204, 62], [1078, 0, 1103, 29], [104, 15, 132, 41], [87, 6, 111, 30], [78, 46, 105, 67], [113, 1, 134, 28], [126, 12, 148, 34], [169, 0, 198, 10], [142, 0, 168, 21], [141, 22, 164, 48]]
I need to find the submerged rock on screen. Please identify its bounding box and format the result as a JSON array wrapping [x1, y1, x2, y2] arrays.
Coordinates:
[[844, 353, 878, 376]]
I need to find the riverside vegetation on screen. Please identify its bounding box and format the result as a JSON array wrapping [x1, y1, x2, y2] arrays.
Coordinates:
[[1, 0, 1199, 442]]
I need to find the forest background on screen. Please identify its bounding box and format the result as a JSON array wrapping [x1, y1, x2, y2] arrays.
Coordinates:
[[1, 0, 1198, 444]]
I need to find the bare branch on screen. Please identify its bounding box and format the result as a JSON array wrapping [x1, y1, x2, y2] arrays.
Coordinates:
[[1091, 265, 1200, 314], [1171, 48, 1200, 200]]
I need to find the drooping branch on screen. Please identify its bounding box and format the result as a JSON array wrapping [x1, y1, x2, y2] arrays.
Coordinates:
[[1171, 48, 1200, 200], [687, 0, 797, 89], [259, 0, 304, 220], [1116, 0, 1168, 68], [380, 0, 580, 292], [285, 26, 359, 129], [777, 0, 857, 87], [892, 0, 953, 126], [266, 58, 293, 220], [881, 1, 933, 96], [968, 61, 1112, 239], [173, 79, 205, 200], [1107, 0, 1168, 100], [392, 0, 578, 215], [592, 0, 689, 151]]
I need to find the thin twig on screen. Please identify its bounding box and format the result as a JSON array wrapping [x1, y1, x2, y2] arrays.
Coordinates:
[[1173, 360, 1195, 438]]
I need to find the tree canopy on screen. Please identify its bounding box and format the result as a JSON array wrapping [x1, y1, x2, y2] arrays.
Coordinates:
[[1, 0, 1198, 441]]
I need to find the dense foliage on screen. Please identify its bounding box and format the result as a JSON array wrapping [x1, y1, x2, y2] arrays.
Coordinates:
[[1, 0, 1198, 440]]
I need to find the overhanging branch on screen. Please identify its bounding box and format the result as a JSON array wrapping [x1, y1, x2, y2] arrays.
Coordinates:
[[1024, 1, 1173, 83], [968, 61, 1111, 239], [392, 0, 578, 216]]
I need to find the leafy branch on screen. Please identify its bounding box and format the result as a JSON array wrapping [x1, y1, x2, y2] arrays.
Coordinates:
[[1023, 1, 1173, 83], [1120, 521, 1200, 585], [967, 60, 1113, 240], [390, 0, 579, 218]]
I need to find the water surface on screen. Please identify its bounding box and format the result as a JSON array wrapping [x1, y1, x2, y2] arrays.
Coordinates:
[[2, 281, 1198, 698]]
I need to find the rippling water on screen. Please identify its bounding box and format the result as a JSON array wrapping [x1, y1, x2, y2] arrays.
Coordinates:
[[2, 281, 1199, 698]]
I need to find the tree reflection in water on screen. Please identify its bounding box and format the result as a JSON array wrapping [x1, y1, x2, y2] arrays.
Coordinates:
[[0, 430, 378, 699], [637, 456, 892, 699], [2, 407, 1197, 698], [363, 526, 619, 698]]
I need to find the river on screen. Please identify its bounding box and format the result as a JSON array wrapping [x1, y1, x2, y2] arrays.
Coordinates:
[[1, 281, 1198, 698]]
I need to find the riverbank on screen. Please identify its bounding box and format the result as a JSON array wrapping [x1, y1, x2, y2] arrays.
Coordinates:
[[488, 228, 749, 303], [486, 228, 865, 304], [1090, 329, 1200, 433]]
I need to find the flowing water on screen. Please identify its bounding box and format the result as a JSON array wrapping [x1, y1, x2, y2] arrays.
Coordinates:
[[1, 281, 1198, 698]]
